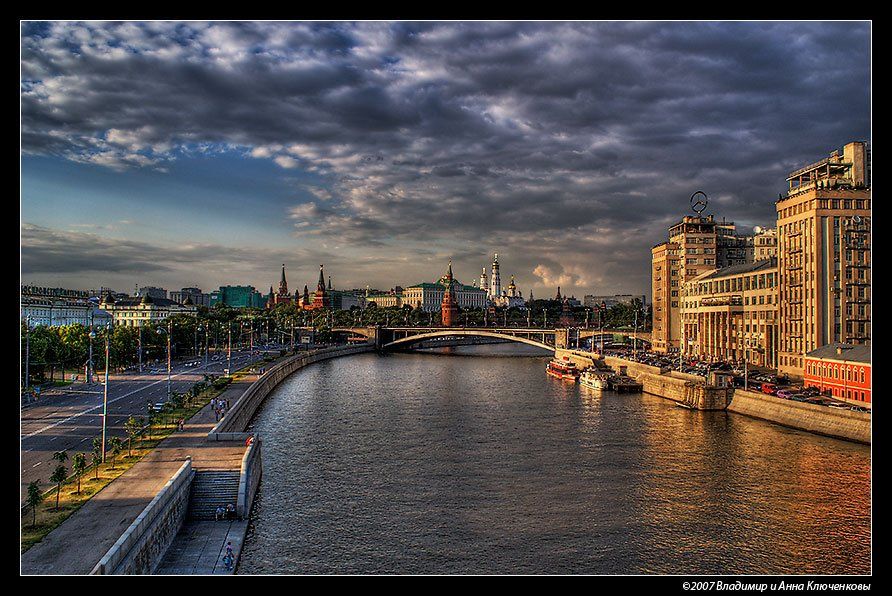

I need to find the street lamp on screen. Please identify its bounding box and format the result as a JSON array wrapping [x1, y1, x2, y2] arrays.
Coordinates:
[[227, 323, 232, 376], [24, 316, 31, 390], [157, 320, 172, 399], [101, 322, 111, 462], [87, 328, 96, 384]]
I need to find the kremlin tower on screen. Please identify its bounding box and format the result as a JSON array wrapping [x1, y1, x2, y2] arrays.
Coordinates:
[[440, 260, 460, 327], [267, 264, 295, 309], [310, 264, 330, 309], [480, 267, 489, 295]]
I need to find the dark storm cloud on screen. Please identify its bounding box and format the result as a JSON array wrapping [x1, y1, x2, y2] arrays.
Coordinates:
[[21, 21, 870, 295]]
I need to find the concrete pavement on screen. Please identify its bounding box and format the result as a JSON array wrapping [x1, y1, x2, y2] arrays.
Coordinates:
[[21, 377, 255, 575], [20, 350, 262, 502]]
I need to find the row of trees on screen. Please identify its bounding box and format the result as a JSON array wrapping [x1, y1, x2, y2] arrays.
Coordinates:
[[22, 299, 653, 385]]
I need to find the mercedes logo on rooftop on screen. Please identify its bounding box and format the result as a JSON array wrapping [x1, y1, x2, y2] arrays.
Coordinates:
[[690, 191, 708, 214]]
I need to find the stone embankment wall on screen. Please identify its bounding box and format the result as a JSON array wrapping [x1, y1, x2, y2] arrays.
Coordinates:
[[237, 437, 262, 519], [209, 344, 375, 439], [602, 356, 731, 410], [91, 460, 194, 575], [729, 389, 870, 444]]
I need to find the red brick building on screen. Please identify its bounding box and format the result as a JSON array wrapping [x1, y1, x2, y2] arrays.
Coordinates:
[[803, 343, 871, 405]]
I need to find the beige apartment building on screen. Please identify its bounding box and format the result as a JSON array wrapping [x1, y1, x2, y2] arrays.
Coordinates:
[[680, 258, 778, 368], [651, 241, 681, 352], [652, 215, 754, 353], [776, 141, 871, 377]]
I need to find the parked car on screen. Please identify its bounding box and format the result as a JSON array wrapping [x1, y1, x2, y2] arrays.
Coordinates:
[[761, 383, 778, 396]]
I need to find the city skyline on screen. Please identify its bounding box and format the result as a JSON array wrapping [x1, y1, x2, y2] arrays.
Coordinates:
[[21, 21, 870, 298]]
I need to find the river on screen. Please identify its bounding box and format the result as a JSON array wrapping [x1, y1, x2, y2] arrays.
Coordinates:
[[238, 345, 870, 574]]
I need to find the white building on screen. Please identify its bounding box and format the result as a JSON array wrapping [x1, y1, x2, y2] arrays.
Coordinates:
[[99, 293, 197, 327], [20, 286, 110, 327]]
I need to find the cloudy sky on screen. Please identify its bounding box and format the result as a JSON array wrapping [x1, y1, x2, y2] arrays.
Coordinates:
[[21, 21, 871, 299]]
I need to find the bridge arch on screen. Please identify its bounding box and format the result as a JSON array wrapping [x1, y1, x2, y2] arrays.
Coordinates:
[[384, 329, 554, 352]]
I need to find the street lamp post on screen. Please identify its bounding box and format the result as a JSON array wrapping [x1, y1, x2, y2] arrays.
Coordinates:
[[138, 323, 143, 373], [24, 316, 31, 390], [227, 324, 232, 377], [543, 309, 547, 328], [87, 327, 95, 384], [158, 320, 173, 399], [101, 322, 110, 462]]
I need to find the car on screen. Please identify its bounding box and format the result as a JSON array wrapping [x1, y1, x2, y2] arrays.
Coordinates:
[[850, 406, 870, 413], [761, 383, 778, 396], [776, 390, 793, 399], [151, 402, 166, 412]]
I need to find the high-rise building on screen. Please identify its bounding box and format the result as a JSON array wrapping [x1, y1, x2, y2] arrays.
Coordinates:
[[776, 141, 871, 376], [651, 242, 681, 352], [652, 214, 764, 353]]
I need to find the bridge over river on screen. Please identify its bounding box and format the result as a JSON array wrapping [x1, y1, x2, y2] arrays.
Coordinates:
[[331, 326, 652, 352]]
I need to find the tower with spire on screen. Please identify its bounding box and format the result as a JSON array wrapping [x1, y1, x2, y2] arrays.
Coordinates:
[[490, 253, 501, 300], [479, 267, 489, 295], [440, 260, 459, 327], [310, 264, 330, 309], [268, 263, 296, 309], [279, 264, 288, 295]]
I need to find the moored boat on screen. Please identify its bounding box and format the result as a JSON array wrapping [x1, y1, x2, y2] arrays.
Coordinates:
[[546, 357, 580, 381], [580, 368, 610, 390], [608, 374, 643, 393]]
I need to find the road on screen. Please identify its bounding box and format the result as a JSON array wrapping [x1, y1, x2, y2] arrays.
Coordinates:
[[20, 347, 273, 503]]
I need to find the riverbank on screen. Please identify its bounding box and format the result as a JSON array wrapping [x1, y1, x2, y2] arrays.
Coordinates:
[[728, 389, 870, 444]]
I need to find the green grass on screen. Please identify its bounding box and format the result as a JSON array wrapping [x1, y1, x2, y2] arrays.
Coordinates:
[[21, 352, 292, 554], [22, 382, 234, 553]]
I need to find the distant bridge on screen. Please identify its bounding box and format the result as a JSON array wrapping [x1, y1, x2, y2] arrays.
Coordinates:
[[331, 326, 652, 352]]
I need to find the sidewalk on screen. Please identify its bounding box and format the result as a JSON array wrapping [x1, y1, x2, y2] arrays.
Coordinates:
[[155, 519, 249, 574], [21, 377, 255, 575]]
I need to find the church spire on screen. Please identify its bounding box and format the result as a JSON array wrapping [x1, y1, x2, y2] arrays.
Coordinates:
[[317, 264, 326, 292]]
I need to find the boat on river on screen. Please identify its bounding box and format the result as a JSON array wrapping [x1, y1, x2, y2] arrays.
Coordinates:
[[580, 368, 610, 390], [546, 357, 580, 381], [608, 374, 643, 393]]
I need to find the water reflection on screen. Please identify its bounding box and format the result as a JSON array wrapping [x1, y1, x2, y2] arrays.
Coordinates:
[[239, 346, 870, 574]]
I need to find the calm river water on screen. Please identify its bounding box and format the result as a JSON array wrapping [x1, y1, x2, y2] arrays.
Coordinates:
[[238, 345, 870, 575]]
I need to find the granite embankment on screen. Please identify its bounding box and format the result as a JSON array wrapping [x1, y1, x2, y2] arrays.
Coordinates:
[[728, 389, 870, 444]]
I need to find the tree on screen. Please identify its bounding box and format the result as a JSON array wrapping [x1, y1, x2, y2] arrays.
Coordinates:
[[26, 481, 43, 527], [91, 450, 102, 480], [50, 463, 67, 510], [124, 416, 143, 457], [72, 453, 87, 494], [52, 450, 68, 466], [109, 437, 123, 470], [91, 438, 102, 479]]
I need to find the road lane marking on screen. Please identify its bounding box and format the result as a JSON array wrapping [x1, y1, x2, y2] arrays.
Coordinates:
[[20, 362, 222, 440], [32, 462, 41, 467]]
